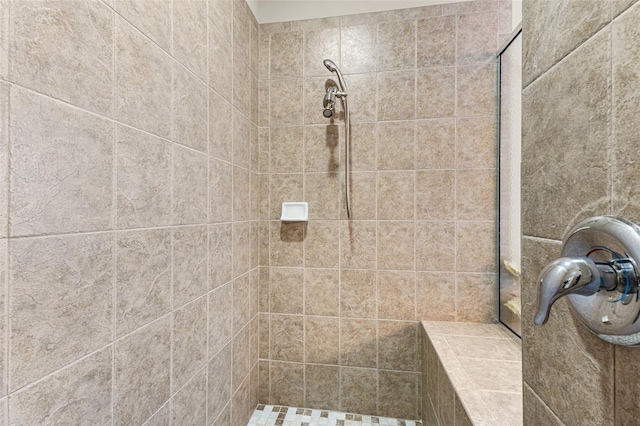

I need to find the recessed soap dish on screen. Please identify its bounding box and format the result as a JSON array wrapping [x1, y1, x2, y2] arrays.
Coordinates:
[[281, 202, 308, 222]]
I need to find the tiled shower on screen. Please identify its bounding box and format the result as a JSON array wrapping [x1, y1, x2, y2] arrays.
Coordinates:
[[0, 0, 513, 424]]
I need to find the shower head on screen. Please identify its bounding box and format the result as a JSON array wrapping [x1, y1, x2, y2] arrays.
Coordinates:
[[323, 59, 338, 73], [323, 58, 347, 93]]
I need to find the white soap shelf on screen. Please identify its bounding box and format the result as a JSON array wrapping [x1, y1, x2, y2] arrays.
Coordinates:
[[280, 202, 308, 222]]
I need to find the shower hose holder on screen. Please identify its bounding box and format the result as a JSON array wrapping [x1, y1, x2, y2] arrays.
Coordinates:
[[535, 216, 640, 346]]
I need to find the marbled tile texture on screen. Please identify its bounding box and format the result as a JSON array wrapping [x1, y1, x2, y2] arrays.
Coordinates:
[[259, 0, 505, 421], [3, 0, 260, 424]]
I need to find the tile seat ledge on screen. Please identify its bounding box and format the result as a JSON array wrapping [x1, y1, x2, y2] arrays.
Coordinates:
[[421, 321, 523, 426]]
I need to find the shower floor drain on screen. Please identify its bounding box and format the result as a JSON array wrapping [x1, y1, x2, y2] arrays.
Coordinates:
[[247, 404, 423, 426]]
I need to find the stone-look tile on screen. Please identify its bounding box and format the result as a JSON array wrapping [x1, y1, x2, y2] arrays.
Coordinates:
[[305, 269, 339, 316], [377, 171, 414, 220], [0, 84, 5, 238], [10, 0, 113, 116], [456, 221, 496, 273], [304, 124, 342, 174], [523, 0, 611, 86], [270, 174, 303, 219], [455, 396, 474, 426], [115, 0, 172, 51], [173, 226, 207, 308], [172, 63, 208, 152], [346, 172, 377, 220], [377, 71, 415, 121], [269, 267, 304, 314], [378, 271, 415, 320], [209, 282, 232, 358], [378, 221, 415, 271], [443, 0, 500, 15], [457, 117, 497, 169], [377, 121, 414, 170], [143, 403, 170, 426], [341, 319, 377, 368], [209, 157, 233, 223], [613, 0, 638, 17], [270, 126, 303, 173], [456, 273, 496, 322], [350, 123, 376, 172], [416, 272, 456, 321], [523, 384, 563, 426], [340, 367, 377, 414], [456, 169, 496, 221], [210, 91, 233, 161], [305, 173, 340, 219], [612, 5, 640, 223], [209, 23, 233, 102], [233, 166, 251, 222], [522, 30, 610, 240], [116, 125, 172, 229], [377, 20, 415, 71], [209, 223, 232, 289], [0, 240, 4, 397], [416, 221, 455, 271], [304, 221, 339, 268], [232, 274, 252, 333], [259, 127, 271, 174], [258, 360, 269, 402], [521, 236, 613, 425], [347, 73, 378, 123], [437, 362, 454, 426], [378, 321, 417, 371], [173, 146, 208, 225], [212, 405, 231, 426], [9, 88, 113, 237], [259, 222, 270, 266], [379, 371, 418, 419], [115, 16, 171, 138], [417, 15, 456, 67], [259, 314, 270, 359], [116, 229, 171, 336], [9, 234, 113, 390], [233, 60, 252, 116], [305, 316, 340, 365], [8, 347, 112, 426], [233, 110, 251, 170], [271, 79, 304, 126], [270, 31, 303, 79], [115, 316, 171, 426], [270, 314, 304, 362], [305, 364, 340, 411], [172, 370, 206, 426], [340, 221, 376, 269], [457, 11, 498, 65], [445, 335, 521, 361], [232, 325, 252, 393], [172, 0, 207, 80], [232, 221, 251, 278], [208, 345, 232, 423], [340, 269, 376, 319], [416, 170, 455, 221], [416, 119, 455, 170], [259, 80, 271, 127], [232, 0, 251, 67], [270, 361, 304, 407], [416, 67, 455, 119], [304, 27, 340, 77], [457, 63, 497, 118], [172, 297, 207, 392], [341, 24, 377, 74], [461, 359, 522, 393], [270, 221, 304, 267]]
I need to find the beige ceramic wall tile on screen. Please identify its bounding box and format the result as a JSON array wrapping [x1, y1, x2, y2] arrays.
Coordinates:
[[208, 344, 232, 421], [377, 121, 415, 170], [303, 124, 341, 173], [378, 371, 419, 419], [232, 325, 252, 391], [456, 169, 496, 221], [304, 268, 339, 316], [417, 15, 456, 67], [350, 123, 377, 171], [144, 402, 170, 426], [304, 27, 340, 77], [341, 24, 377, 74], [377, 20, 416, 71], [340, 318, 377, 368], [416, 221, 455, 271], [304, 221, 340, 268], [116, 125, 172, 229], [233, 110, 251, 169], [172, 0, 207, 80], [171, 370, 207, 426], [416, 170, 455, 220], [209, 283, 233, 356], [115, 317, 171, 426], [377, 270, 415, 320], [9, 234, 113, 390], [0, 84, 5, 239], [9, 88, 113, 237], [209, 157, 233, 223], [340, 269, 377, 318], [270, 314, 304, 362], [305, 316, 340, 365], [233, 60, 252, 116], [0, 240, 4, 397], [232, 220, 251, 278], [8, 347, 112, 426], [443, 0, 499, 15], [270, 31, 303, 79], [269, 174, 303, 219], [377, 71, 415, 121], [340, 221, 376, 269], [457, 63, 497, 118], [270, 221, 304, 267], [172, 297, 207, 392], [346, 172, 377, 220], [209, 223, 233, 289], [233, 166, 251, 221], [209, 0, 233, 41], [173, 145, 209, 225], [115, 17, 171, 138], [172, 225, 208, 308], [305, 364, 340, 411], [172, 63, 208, 153], [523, 384, 564, 426], [210, 91, 233, 161], [209, 23, 233, 102], [269, 267, 304, 314], [232, 274, 252, 333], [305, 173, 340, 219], [10, 0, 113, 116], [416, 118, 455, 170], [340, 367, 377, 414], [116, 229, 171, 336], [456, 273, 496, 322], [271, 79, 304, 126], [270, 126, 303, 173], [270, 361, 304, 406], [457, 11, 498, 65], [416, 67, 455, 119], [346, 73, 378, 123], [456, 221, 496, 273], [416, 272, 455, 321], [116, 0, 172, 51], [457, 117, 497, 169], [377, 171, 415, 220], [378, 321, 418, 371], [377, 221, 415, 270], [212, 404, 231, 426]]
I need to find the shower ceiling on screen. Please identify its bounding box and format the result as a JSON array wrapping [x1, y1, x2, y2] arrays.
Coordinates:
[[247, 0, 461, 23]]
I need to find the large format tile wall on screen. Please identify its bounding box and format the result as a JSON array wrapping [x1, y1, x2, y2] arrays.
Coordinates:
[[522, 1, 640, 425], [0, 0, 260, 425], [257, 0, 511, 419]]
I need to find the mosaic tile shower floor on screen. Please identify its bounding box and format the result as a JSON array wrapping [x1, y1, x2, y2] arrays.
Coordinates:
[[247, 405, 423, 426]]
